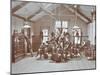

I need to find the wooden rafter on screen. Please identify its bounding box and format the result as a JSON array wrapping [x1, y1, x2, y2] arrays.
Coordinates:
[[12, 2, 29, 13], [40, 7, 56, 19], [64, 5, 92, 23], [12, 14, 34, 23], [73, 7, 92, 23], [12, 14, 26, 20], [27, 8, 42, 20]]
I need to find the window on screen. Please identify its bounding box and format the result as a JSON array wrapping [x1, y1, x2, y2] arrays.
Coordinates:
[[42, 29, 48, 43], [55, 21, 68, 35], [73, 26, 81, 44], [62, 21, 68, 33]]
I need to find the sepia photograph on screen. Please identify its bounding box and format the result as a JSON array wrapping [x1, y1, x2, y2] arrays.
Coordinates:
[[11, 0, 96, 74]]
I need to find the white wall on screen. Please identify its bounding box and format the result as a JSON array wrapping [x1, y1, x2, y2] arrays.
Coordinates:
[[88, 20, 96, 45], [12, 16, 24, 34]]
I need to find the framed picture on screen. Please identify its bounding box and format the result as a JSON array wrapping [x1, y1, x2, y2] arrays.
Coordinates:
[[11, 0, 96, 74]]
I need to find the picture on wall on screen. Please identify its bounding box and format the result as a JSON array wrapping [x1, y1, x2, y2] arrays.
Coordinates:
[[11, 0, 96, 74]]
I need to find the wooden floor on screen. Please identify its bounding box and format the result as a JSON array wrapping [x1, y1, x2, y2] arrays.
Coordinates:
[[12, 54, 96, 74]]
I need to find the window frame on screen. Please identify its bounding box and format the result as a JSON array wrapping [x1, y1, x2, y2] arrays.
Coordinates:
[[73, 27, 81, 44], [42, 29, 49, 43], [55, 20, 68, 33]]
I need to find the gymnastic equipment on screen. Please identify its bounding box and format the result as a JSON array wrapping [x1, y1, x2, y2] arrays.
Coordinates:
[[12, 30, 33, 63], [36, 31, 96, 63]]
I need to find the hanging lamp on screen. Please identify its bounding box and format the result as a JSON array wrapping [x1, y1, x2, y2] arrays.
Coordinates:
[[24, 21, 31, 28]]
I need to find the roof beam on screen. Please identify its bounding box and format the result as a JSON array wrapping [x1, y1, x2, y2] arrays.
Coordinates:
[[27, 4, 58, 21], [64, 5, 92, 23], [12, 2, 29, 13], [40, 7, 56, 19], [27, 8, 42, 20], [74, 7, 92, 23], [12, 14, 26, 20], [12, 14, 34, 23], [41, 7, 55, 16]]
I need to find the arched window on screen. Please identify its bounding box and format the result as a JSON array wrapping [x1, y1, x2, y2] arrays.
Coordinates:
[[73, 26, 81, 44], [42, 29, 48, 43]]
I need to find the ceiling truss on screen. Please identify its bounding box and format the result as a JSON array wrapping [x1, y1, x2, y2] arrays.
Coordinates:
[[11, 2, 92, 24], [12, 2, 29, 13]]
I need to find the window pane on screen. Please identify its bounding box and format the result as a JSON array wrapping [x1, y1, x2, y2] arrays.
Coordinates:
[[73, 26, 81, 36], [78, 29, 81, 36], [55, 21, 61, 28], [75, 37, 80, 44], [43, 37, 48, 43], [62, 21, 68, 28], [42, 29, 48, 36]]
